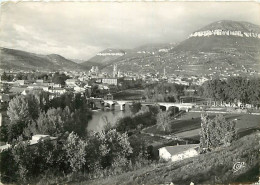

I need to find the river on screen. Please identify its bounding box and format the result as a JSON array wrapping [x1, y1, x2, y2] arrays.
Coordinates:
[[87, 104, 131, 132]]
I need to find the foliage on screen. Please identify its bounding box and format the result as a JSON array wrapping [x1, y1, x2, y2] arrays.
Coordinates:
[[156, 110, 172, 133], [1, 71, 14, 81], [0, 148, 18, 183], [130, 102, 142, 114], [200, 114, 237, 151], [6, 95, 37, 141], [88, 132, 259, 185], [144, 83, 186, 102], [116, 110, 157, 133], [202, 77, 260, 107], [5, 92, 92, 141], [63, 132, 87, 173], [167, 106, 179, 117], [7, 95, 31, 123], [34, 108, 65, 137], [52, 72, 69, 86]]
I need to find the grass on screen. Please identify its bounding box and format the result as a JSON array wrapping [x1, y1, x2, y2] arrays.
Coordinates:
[[75, 132, 260, 185], [143, 112, 260, 140]]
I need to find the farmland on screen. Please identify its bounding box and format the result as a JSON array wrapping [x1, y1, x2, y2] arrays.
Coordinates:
[[143, 111, 260, 140]]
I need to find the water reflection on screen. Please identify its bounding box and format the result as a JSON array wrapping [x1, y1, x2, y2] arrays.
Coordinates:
[[87, 105, 129, 132]]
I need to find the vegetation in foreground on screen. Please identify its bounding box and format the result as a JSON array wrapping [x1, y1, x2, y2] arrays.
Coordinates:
[[80, 131, 260, 185]]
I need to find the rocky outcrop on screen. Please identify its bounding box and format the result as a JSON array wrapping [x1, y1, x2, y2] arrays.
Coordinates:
[[96, 52, 125, 56], [189, 29, 260, 38]]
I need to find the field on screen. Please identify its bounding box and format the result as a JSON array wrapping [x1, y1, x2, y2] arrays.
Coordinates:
[[144, 112, 260, 140]]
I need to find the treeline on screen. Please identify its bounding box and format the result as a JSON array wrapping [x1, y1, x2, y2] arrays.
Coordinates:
[[144, 83, 186, 102], [0, 95, 155, 184], [0, 91, 92, 142], [201, 77, 260, 107], [1, 129, 150, 184], [116, 102, 179, 134]]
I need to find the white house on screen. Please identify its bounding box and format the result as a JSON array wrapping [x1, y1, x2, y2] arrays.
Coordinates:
[[159, 144, 199, 162], [48, 87, 66, 94], [0, 134, 57, 152], [65, 79, 79, 87]]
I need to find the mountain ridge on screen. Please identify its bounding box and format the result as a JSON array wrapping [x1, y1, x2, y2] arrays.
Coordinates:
[[100, 20, 260, 76], [0, 47, 88, 72]]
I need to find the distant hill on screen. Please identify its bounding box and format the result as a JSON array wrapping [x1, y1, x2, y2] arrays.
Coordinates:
[[69, 58, 85, 64], [0, 47, 87, 71], [81, 48, 127, 68], [101, 20, 260, 76], [82, 43, 177, 72], [195, 20, 260, 33]]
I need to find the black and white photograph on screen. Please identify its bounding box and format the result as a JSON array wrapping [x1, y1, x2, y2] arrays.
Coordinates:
[[0, 1, 259, 184]]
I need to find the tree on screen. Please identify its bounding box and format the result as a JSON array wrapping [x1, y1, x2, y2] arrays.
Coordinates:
[[63, 132, 87, 173], [7, 96, 32, 141], [130, 102, 142, 114], [11, 138, 35, 182], [167, 106, 179, 117], [156, 110, 171, 133], [26, 94, 40, 120], [99, 129, 133, 169], [148, 105, 160, 117], [35, 108, 65, 136], [7, 95, 30, 123], [116, 116, 134, 133], [52, 72, 69, 86], [1, 71, 13, 81], [0, 148, 18, 183], [200, 114, 237, 152]]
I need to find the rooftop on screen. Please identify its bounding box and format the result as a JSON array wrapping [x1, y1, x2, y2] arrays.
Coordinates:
[[161, 144, 199, 156]]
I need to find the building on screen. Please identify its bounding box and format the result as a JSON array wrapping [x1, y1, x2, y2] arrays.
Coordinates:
[[36, 79, 44, 83], [28, 84, 49, 91], [49, 87, 66, 94], [15, 80, 26, 86], [74, 86, 85, 93], [113, 64, 118, 78], [102, 78, 118, 86], [9, 86, 28, 94], [104, 93, 113, 100], [0, 134, 57, 152], [159, 144, 199, 162], [65, 79, 79, 87]]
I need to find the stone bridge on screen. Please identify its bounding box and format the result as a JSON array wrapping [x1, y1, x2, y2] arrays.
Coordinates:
[[142, 102, 195, 111], [103, 100, 132, 110], [102, 100, 195, 111]]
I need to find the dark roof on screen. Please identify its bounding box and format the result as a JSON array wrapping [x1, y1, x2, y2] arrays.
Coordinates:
[[162, 144, 199, 156]]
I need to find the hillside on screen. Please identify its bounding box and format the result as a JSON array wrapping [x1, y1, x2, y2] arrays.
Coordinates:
[[0, 47, 87, 72], [101, 20, 260, 76], [78, 132, 260, 185], [81, 48, 127, 68], [81, 43, 176, 70]]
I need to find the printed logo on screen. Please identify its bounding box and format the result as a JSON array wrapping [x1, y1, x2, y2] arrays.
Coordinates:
[[233, 162, 246, 173]]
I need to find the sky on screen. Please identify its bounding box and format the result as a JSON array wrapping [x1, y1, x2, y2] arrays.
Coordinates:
[[0, 1, 260, 60]]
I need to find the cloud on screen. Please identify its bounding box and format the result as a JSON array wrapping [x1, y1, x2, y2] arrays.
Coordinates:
[[0, 1, 259, 60]]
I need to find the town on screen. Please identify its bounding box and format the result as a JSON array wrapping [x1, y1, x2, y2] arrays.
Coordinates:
[[0, 63, 259, 184], [0, 1, 260, 185]]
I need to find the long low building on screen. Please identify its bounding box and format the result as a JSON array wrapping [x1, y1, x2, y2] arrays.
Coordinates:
[[159, 144, 199, 162]]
